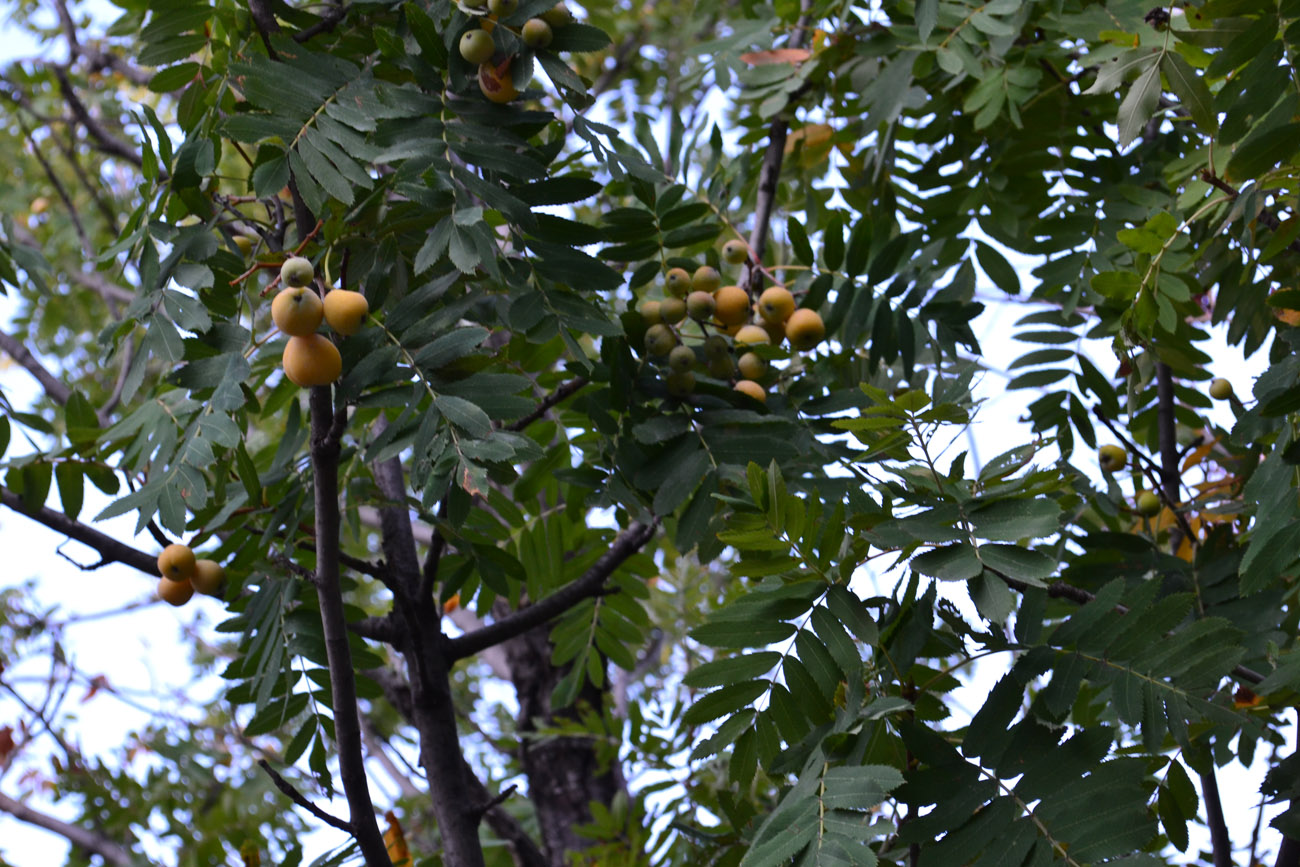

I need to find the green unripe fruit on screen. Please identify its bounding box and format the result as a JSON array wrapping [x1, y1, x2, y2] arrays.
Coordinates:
[[692, 265, 722, 294], [702, 335, 730, 361], [1209, 378, 1233, 400], [1098, 444, 1127, 473], [640, 300, 663, 325], [738, 351, 766, 380], [686, 290, 716, 321], [1136, 490, 1161, 517], [668, 344, 696, 373], [659, 297, 688, 325], [665, 370, 696, 398], [707, 354, 735, 378], [459, 29, 495, 64], [643, 324, 677, 356], [488, 0, 518, 16], [722, 239, 749, 265], [541, 3, 571, 26], [280, 256, 314, 288], [664, 268, 692, 298], [522, 18, 553, 47]]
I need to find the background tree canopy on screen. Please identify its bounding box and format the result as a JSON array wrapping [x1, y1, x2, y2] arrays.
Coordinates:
[[0, 0, 1298, 865]]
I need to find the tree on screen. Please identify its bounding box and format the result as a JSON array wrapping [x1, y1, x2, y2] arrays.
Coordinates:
[[0, 0, 1298, 864]]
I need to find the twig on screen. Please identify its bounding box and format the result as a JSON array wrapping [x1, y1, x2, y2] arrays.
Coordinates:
[[0, 789, 135, 866], [745, 0, 813, 295], [447, 520, 658, 661], [1201, 171, 1300, 255], [258, 759, 354, 833], [293, 1, 350, 43], [505, 376, 589, 432], [0, 487, 157, 575], [53, 68, 141, 167]]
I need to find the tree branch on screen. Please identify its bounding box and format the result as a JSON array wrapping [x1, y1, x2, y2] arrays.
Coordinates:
[[745, 1, 812, 294], [447, 520, 658, 661], [308, 386, 392, 866], [258, 759, 353, 833], [0, 789, 135, 866], [505, 376, 589, 432], [1201, 171, 1300, 255], [53, 68, 141, 167], [0, 487, 157, 575]]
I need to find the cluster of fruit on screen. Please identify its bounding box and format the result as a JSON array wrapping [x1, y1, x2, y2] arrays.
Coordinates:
[[1097, 372, 1234, 520], [639, 240, 825, 402], [458, 0, 573, 103], [156, 544, 225, 606], [272, 257, 369, 387]]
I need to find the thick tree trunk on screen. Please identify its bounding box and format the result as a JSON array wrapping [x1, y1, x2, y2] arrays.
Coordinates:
[[504, 622, 626, 866]]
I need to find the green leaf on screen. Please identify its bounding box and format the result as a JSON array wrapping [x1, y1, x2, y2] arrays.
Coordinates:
[[977, 545, 1055, 586], [968, 499, 1060, 541], [653, 447, 710, 515], [682, 680, 770, 725], [1162, 52, 1217, 132], [682, 651, 782, 688], [1116, 54, 1163, 148], [55, 462, 84, 522], [1226, 122, 1300, 182], [974, 241, 1020, 295], [434, 395, 492, 437], [911, 543, 982, 581], [690, 619, 796, 649]]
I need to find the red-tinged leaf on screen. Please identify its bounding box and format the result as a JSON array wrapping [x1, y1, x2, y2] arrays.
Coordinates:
[[740, 48, 812, 65]]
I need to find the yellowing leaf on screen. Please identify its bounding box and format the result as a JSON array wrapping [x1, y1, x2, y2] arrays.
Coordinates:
[[385, 811, 412, 866], [740, 48, 812, 65]]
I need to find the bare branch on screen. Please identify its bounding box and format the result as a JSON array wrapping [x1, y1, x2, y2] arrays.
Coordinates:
[[293, 1, 350, 43], [505, 376, 589, 432], [258, 760, 354, 833], [447, 520, 658, 661], [0, 329, 73, 406], [308, 387, 392, 866], [0, 789, 135, 866], [0, 487, 157, 576], [745, 1, 813, 294], [53, 68, 141, 167]]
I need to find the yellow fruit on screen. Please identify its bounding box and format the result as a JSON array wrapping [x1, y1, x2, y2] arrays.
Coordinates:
[[1209, 378, 1233, 400], [722, 239, 749, 265], [734, 380, 766, 402], [664, 268, 692, 298], [738, 351, 766, 380], [479, 61, 519, 103], [734, 324, 770, 347], [460, 29, 495, 64], [158, 544, 197, 582], [283, 334, 343, 387], [522, 18, 553, 47], [158, 577, 194, 607], [693, 265, 722, 294], [280, 256, 314, 288], [686, 290, 716, 321], [1098, 444, 1127, 473], [713, 285, 750, 326], [758, 287, 796, 323], [659, 297, 687, 325], [1136, 490, 1161, 517], [271, 286, 324, 337], [233, 235, 254, 255], [640, 300, 663, 325], [29, 196, 49, 215], [191, 559, 225, 595], [323, 289, 369, 336], [643, 324, 677, 356], [785, 308, 825, 351]]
